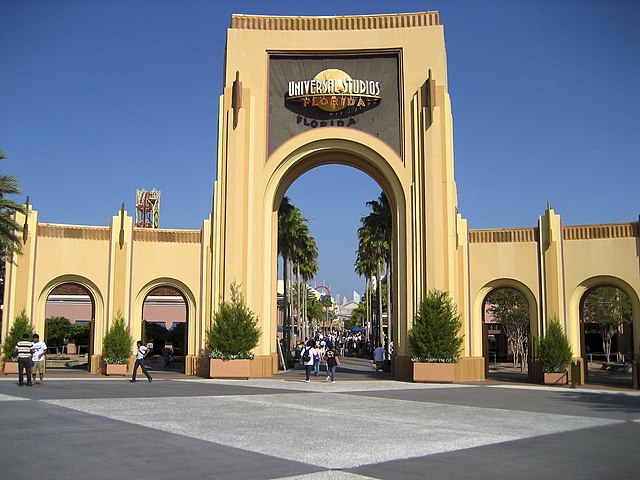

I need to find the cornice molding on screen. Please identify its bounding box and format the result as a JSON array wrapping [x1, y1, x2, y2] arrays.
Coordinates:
[[230, 11, 440, 31]]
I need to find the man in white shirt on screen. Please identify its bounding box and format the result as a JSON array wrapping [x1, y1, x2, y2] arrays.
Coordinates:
[[31, 334, 47, 385], [373, 344, 385, 373], [131, 340, 153, 383]]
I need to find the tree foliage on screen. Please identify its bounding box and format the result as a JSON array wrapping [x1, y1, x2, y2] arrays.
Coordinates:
[[539, 317, 573, 373], [206, 282, 261, 359], [0, 151, 26, 263], [278, 197, 318, 351], [46, 316, 72, 352], [102, 312, 133, 364], [408, 290, 463, 362], [2, 310, 33, 360], [356, 192, 391, 348], [486, 288, 530, 371], [69, 323, 90, 346], [347, 303, 366, 331], [583, 286, 632, 363]]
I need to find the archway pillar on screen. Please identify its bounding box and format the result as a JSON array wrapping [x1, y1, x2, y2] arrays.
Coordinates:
[[538, 206, 567, 335], [210, 82, 280, 375], [2, 207, 38, 338]]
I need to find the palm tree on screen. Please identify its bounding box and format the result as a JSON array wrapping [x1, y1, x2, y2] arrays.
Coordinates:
[[355, 229, 377, 344], [356, 192, 392, 349], [278, 197, 298, 362], [291, 223, 318, 340], [362, 192, 392, 351], [0, 151, 26, 311], [307, 296, 325, 337], [297, 252, 318, 339], [0, 151, 26, 261], [278, 197, 318, 361]]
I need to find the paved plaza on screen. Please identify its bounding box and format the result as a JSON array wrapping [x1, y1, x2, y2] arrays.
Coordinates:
[[1, 368, 639, 479]]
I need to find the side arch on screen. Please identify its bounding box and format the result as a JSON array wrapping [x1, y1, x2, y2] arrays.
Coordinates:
[[473, 278, 539, 379], [36, 274, 106, 373], [567, 275, 640, 363], [474, 278, 539, 337], [132, 278, 198, 361]]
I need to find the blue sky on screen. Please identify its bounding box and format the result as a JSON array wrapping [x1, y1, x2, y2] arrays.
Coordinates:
[[1, 1, 638, 302]]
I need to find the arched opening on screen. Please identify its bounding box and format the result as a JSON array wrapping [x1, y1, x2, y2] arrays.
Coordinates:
[[266, 135, 406, 379], [477, 280, 538, 383], [276, 164, 394, 379], [44, 283, 95, 371], [580, 284, 634, 387], [142, 286, 188, 374]]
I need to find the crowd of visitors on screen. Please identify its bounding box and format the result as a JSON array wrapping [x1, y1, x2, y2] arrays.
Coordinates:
[[293, 331, 391, 382]]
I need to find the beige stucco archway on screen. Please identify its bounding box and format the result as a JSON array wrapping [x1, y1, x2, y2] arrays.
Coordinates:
[[568, 275, 640, 364], [475, 279, 539, 336], [475, 279, 539, 378], [263, 132, 408, 370], [36, 274, 105, 372], [210, 12, 479, 380], [133, 278, 198, 365]]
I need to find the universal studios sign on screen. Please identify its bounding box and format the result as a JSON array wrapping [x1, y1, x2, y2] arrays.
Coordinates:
[[268, 53, 400, 156], [287, 68, 381, 112]]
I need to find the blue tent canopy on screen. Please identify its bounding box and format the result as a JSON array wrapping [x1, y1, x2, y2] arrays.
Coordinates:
[[351, 326, 365, 332]]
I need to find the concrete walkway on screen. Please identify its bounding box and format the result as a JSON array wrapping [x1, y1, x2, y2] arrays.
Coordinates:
[[1, 368, 639, 479]]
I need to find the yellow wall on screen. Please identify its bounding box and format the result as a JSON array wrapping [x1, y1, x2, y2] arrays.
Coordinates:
[[2, 209, 206, 374]]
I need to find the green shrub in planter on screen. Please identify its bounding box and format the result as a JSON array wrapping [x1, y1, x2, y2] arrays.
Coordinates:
[[206, 282, 261, 360], [102, 312, 133, 364], [539, 317, 573, 373], [2, 311, 34, 361], [408, 289, 463, 363]]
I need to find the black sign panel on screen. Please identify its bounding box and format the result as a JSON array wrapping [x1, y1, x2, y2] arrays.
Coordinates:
[[268, 52, 401, 156]]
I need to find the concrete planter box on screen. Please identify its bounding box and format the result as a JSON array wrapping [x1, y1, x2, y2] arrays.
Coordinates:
[[543, 372, 567, 385], [413, 362, 456, 383], [104, 363, 128, 377], [210, 359, 250, 379], [3, 361, 19, 375]]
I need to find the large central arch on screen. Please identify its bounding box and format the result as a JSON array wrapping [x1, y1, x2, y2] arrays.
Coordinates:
[[264, 132, 408, 373], [209, 12, 480, 380]]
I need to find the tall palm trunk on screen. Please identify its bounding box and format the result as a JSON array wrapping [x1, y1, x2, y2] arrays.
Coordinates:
[[282, 254, 290, 363], [366, 276, 371, 340], [386, 261, 392, 356], [377, 260, 383, 349], [296, 263, 301, 342]]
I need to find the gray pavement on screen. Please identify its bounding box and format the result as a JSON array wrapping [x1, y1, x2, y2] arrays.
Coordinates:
[[1, 368, 639, 479]]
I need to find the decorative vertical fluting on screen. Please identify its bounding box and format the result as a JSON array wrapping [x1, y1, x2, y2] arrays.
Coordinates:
[[538, 205, 567, 334]]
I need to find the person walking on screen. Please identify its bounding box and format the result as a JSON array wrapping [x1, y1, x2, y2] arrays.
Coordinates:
[[324, 343, 340, 383], [301, 339, 317, 383], [131, 341, 153, 383], [373, 344, 385, 373], [15, 333, 33, 386], [31, 333, 47, 385], [313, 340, 322, 376]]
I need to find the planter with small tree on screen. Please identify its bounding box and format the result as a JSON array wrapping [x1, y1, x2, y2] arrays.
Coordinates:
[[1, 311, 34, 375], [539, 317, 573, 385], [409, 290, 463, 383], [101, 312, 133, 376], [205, 282, 261, 379]]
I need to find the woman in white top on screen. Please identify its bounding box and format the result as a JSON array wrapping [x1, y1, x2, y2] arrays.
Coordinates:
[[301, 339, 317, 383]]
